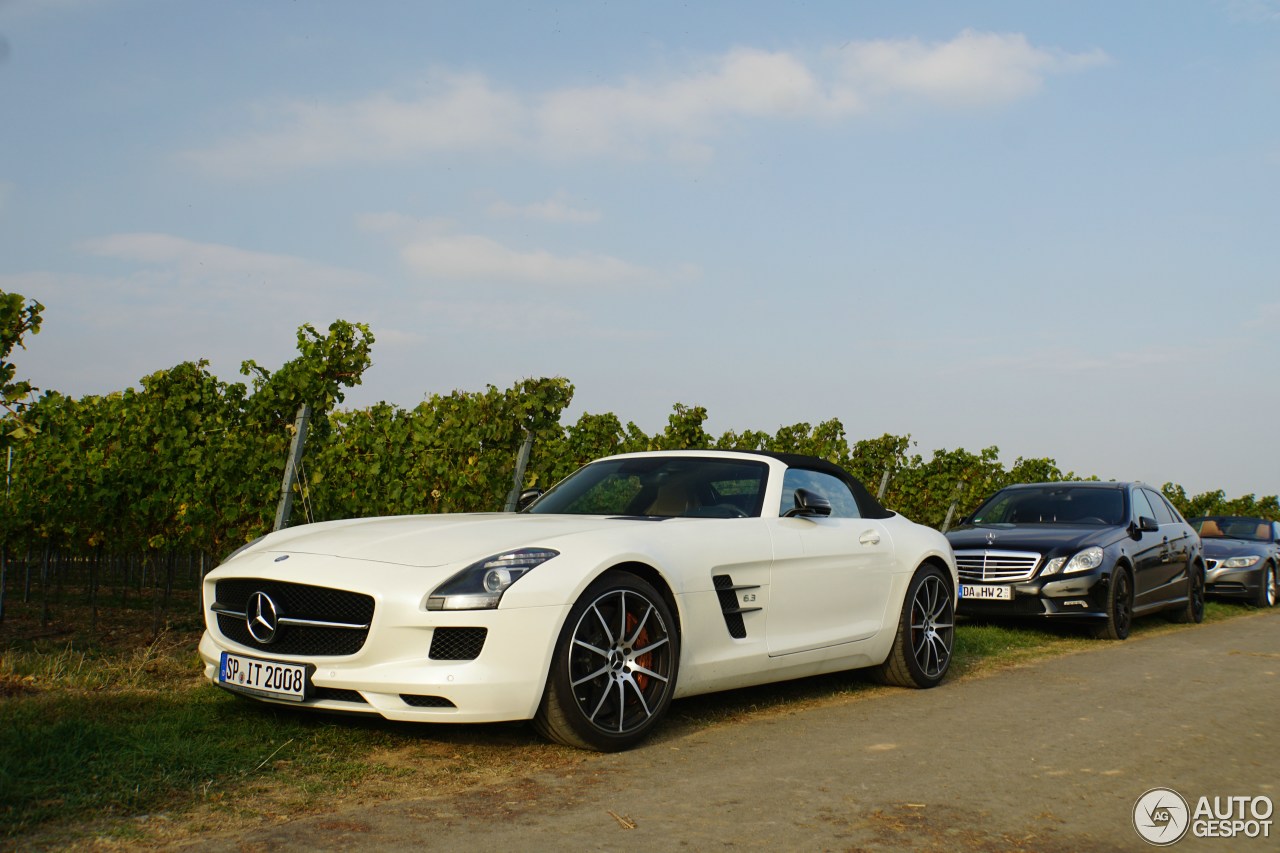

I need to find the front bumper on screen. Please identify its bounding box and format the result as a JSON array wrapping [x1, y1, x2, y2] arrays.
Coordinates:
[[199, 601, 571, 724], [1204, 564, 1264, 600], [957, 570, 1110, 620]]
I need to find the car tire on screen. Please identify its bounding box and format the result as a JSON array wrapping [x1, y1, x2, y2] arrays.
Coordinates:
[[533, 572, 679, 752], [1169, 562, 1205, 624], [873, 563, 954, 689], [1091, 567, 1133, 640], [1256, 562, 1278, 608]]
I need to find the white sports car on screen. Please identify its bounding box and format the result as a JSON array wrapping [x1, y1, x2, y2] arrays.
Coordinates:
[[199, 450, 957, 751]]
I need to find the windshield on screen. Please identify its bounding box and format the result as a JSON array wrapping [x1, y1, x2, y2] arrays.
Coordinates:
[[969, 485, 1126, 526], [526, 457, 769, 518], [1191, 516, 1271, 541]]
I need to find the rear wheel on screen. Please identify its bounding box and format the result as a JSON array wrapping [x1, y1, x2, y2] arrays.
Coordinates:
[[533, 573, 679, 752], [874, 564, 954, 688], [1092, 568, 1133, 640], [1256, 562, 1277, 608], [1169, 562, 1205, 624]]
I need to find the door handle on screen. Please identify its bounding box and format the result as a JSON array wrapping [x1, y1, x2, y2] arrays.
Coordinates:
[[859, 530, 881, 546]]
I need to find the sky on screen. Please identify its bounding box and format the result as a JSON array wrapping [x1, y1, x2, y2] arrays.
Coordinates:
[[1, 0, 1278, 500]]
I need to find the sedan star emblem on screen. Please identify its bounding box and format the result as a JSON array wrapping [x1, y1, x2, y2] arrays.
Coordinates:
[[986, 531, 998, 545], [246, 591, 281, 644]]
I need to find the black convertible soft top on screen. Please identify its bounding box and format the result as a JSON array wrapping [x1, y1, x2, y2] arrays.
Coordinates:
[[742, 451, 894, 520]]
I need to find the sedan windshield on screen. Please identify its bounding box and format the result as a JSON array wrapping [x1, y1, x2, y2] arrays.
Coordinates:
[[1192, 516, 1271, 541], [969, 486, 1125, 526], [527, 457, 769, 518]]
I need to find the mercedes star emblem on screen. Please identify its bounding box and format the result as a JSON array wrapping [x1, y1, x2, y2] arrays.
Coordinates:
[[246, 591, 281, 644]]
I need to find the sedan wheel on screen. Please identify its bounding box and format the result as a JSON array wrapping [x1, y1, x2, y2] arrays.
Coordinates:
[[1092, 568, 1133, 640], [1257, 562, 1278, 608], [534, 573, 679, 752], [874, 564, 954, 688], [1169, 562, 1206, 624]]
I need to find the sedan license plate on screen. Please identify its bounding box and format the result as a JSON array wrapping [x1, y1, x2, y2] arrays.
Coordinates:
[[218, 652, 309, 702], [960, 584, 1013, 601]]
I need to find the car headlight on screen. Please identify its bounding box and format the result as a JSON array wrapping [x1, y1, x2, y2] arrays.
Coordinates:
[[425, 548, 559, 611], [1221, 555, 1260, 569], [1041, 546, 1103, 577]]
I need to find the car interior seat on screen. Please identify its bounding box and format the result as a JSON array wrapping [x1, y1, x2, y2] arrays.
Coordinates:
[[1199, 519, 1223, 537]]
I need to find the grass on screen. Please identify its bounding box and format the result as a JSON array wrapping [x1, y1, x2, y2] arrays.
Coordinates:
[[0, 595, 1261, 848]]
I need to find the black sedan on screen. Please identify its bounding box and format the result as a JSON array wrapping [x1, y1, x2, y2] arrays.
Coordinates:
[[946, 482, 1205, 639], [1190, 516, 1279, 608]]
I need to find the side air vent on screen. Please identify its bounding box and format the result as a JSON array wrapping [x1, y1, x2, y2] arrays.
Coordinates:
[[312, 687, 368, 704], [712, 574, 762, 640], [401, 694, 457, 708], [429, 627, 488, 660]]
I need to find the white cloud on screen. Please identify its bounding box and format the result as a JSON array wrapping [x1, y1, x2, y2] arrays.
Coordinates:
[[535, 48, 861, 158], [837, 30, 1109, 107], [400, 233, 651, 286], [79, 232, 375, 296], [1243, 301, 1280, 328], [183, 73, 524, 176], [184, 33, 1107, 174], [487, 191, 601, 223]]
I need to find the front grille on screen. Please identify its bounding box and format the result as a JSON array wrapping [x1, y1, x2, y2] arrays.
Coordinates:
[[429, 627, 487, 660], [401, 694, 457, 708], [955, 550, 1042, 583], [214, 579, 374, 656]]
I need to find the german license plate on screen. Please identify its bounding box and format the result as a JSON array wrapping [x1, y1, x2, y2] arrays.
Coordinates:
[[218, 651, 309, 702], [960, 584, 1013, 601]]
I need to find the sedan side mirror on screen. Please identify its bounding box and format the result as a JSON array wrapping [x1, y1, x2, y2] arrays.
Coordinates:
[[516, 489, 543, 511], [784, 488, 833, 518], [1138, 516, 1159, 533]]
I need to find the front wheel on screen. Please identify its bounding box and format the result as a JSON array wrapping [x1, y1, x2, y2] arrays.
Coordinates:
[[1092, 567, 1133, 640], [873, 564, 954, 688], [1256, 562, 1277, 608], [533, 573, 679, 751]]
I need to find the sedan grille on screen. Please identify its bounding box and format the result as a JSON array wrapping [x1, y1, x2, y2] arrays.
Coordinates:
[[213, 579, 374, 657], [955, 550, 1042, 583]]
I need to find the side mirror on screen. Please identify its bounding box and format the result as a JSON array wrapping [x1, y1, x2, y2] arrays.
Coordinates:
[[1139, 516, 1159, 533], [783, 488, 832, 518], [516, 489, 543, 511]]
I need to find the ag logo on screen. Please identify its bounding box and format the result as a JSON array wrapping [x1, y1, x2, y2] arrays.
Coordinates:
[[1134, 787, 1190, 846]]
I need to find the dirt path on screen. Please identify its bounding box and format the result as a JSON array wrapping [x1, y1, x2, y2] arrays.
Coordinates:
[[194, 610, 1279, 851]]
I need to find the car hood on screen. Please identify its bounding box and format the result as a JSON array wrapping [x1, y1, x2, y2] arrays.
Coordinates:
[[1201, 538, 1268, 559], [946, 524, 1119, 554], [243, 513, 666, 568]]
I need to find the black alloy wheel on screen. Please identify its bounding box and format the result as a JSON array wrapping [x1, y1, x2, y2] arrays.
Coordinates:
[[534, 573, 679, 752], [1170, 562, 1205, 624], [874, 564, 954, 688], [1093, 568, 1133, 640]]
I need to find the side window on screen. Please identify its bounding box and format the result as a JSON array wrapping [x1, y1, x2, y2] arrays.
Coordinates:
[[1130, 488, 1156, 524], [779, 469, 861, 518], [1143, 489, 1176, 525]]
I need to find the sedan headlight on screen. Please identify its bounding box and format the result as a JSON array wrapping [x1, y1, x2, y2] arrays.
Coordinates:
[[425, 548, 559, 611], [1041, 546, 1104, 577], [1221, 555, 1260, 569]]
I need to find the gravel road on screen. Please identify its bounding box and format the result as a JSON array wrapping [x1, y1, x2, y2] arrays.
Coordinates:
[[198, 609, 1279, 852]]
